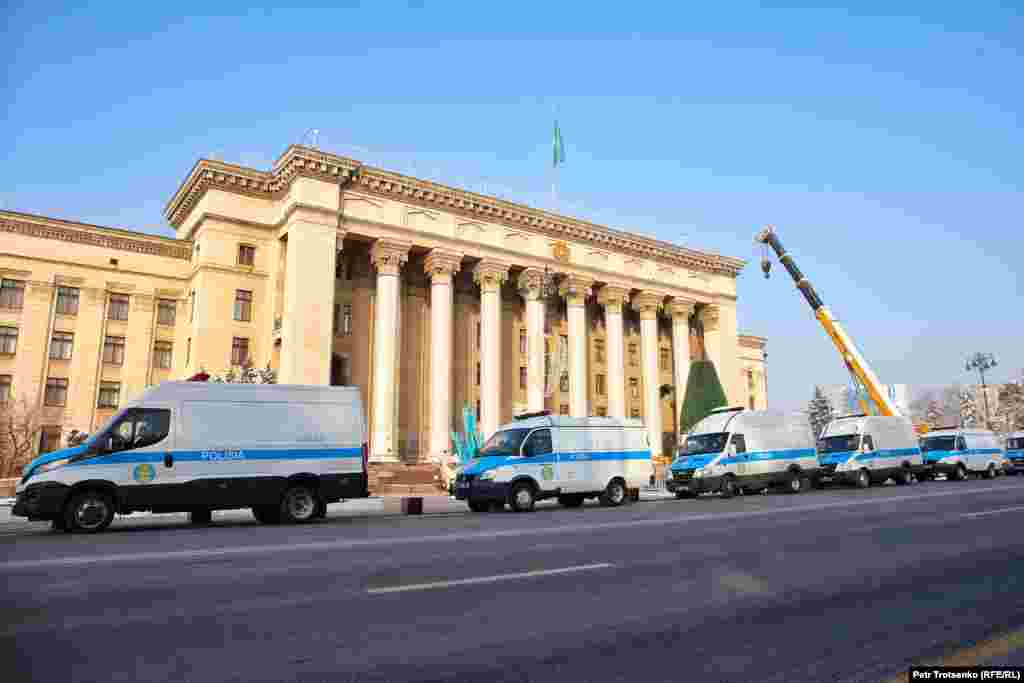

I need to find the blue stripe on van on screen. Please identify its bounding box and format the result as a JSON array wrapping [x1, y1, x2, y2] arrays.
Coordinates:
[[66, 447, 363, 467], [922, 448, 1002, 464], [818, 447, 921, 466], [462, 449, 651, 476], [720, 448, 816, 465]]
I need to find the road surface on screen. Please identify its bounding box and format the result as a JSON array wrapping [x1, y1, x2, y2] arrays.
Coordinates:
[[3, 478, 1024, 682]]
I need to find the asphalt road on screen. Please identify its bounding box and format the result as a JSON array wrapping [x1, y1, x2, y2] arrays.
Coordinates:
[[3, 478, 1024, 682]]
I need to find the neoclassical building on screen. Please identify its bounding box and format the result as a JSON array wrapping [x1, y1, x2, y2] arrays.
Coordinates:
[[0, 144, 767, 472]]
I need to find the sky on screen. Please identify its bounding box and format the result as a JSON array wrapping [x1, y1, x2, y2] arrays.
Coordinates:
[[2, 1, 1022, 411]]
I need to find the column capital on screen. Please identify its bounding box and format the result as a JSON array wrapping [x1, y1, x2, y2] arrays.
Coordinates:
[[473, 259, 510, 293], [558, 274, 593, 307], [632, 291, 666, 320], [517, 268, 546, 301], [597, 283, 631, 314], [424, 249, 464, 282], [668, 297, 699, 320], [700, 304, 721, 332], [370, 240, 411, 276]]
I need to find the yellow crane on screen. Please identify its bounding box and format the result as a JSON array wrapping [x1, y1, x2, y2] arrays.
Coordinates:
[[755, 226, 902, 418]]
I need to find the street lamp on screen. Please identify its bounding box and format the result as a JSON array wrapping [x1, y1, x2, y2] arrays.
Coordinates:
[[966, 352, 998, 429]]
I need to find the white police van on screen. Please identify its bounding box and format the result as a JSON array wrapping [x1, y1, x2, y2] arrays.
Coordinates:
[[919, 427, 1004, 481], [667, 407, 818, 498], [816, 415, 923, 488], [13, 381, 369, 533], [1006, 432, 1024, 475], [453, 411, 652, 512]]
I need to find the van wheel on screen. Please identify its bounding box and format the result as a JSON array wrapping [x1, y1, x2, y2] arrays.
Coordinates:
[[952, 464, 968, 481], [509, 482, 536, 512], [189, 509, 212, 525], [468, 499, 490, 513], [894, 468, 913, 486], [984, 464, 997, 479], [64, 490, 115, 534], [599, 479, 627, 507], [854, 469, 871, 489], [785, 474, 805, 494], [280, 485, 319, 523], [252, 505, 280, 524], [558, 494, 586, 508], [720, 476, 737, 499]]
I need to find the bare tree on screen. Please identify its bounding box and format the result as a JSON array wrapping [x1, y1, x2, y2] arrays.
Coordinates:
[[0, 396, 42, 479]]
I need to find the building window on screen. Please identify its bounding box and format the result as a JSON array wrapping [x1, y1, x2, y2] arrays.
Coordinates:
[[234, 290, 253, 322], [559, 335, 569, 367], [476, 321, 481, 349], [559, 373, 569, 393], [660, 348, 671, 371], [39, 426, 62, 454], [596, 374, 606, 396], [157, 299, 176, 326], [0, 375, 11, 403], [186, 338, 191, 366], [749, 397, 756, 410], [520, 366, 527, 390], [748, 370, 756, 391], [628, 343, 638, 366], [0, 326, 18, 355], [335, 303, 352, 336], [594, 339, 605, 363], [631, 408, 641, 419], [55, 286, 79, 316], [519, 330, 527, 355], [49, 331, 73, 360], [596, 406, 607, 417], [98, 382, 120, 408], [103, 336, 125, 365], [190, 291, 196, 323], [154, 341, 173, 369], [560, 404, 569, 416], [44, 378, 68, 407], [238, 244, 256, 266], [108, 294, 129, 321], [476, 362, 481, 386], [231, 337, 250, 366], [630, 378, 640, 399], [0, 279, 25, 310]]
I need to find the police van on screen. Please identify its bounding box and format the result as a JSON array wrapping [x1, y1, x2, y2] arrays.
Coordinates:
[[1006, 432, 1024, 475], [13, 381, 369, 533], [918, 427, 1004, 481], [453, 411, 652, 512], [667, 407, 818, 498], [816, 415, 923, 488]]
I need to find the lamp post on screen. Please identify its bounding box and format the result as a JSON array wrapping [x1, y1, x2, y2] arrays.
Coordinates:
[[966, 352, 998, 429]]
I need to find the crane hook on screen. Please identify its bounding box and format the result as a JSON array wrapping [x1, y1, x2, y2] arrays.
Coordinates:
[[760, 243, 772, 279]]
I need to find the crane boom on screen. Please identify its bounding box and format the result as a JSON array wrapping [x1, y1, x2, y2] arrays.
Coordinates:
[[755, 226, 902, 418]]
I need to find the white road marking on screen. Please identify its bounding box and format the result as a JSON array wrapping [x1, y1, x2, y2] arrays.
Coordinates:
[[367, 563, 614, 594], [1, 484, 1020, 572], [962, 505, 1024, 518]]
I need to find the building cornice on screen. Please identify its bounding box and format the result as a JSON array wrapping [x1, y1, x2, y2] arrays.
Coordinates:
[[1, 210, 191, 261], [164, 145, 746, 277]]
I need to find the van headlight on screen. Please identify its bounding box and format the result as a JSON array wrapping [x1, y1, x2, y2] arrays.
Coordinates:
[[35, 458, 70, 476]]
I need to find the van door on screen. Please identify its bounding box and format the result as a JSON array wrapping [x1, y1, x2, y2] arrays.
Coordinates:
[[522, 428, 559, 492], [87, 405, 179, 510]]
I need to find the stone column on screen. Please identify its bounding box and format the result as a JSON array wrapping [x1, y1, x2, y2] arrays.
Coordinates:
[[517, 268, 546, 412], [700, 304, 724, 397], [369, 240, 410, 462], [633, 291, 665, 460], [424, 249, 463, 463], [560, 275, 593, 417], [669, 298, 697, 438], [597, 283, 630, 418], [279, 214, 340, 385], [474, 260, 509, 440]]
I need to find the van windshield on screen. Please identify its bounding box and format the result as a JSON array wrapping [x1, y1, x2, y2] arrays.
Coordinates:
[[818, 434, 860, 453], [921, 436, 956, 452], [478, 429, 531, 457], [1007, 438, 1024, 451], [683, 432, 729, 455]]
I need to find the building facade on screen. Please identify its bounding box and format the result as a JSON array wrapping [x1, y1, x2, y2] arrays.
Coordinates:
[[0, 144, 767, 466]]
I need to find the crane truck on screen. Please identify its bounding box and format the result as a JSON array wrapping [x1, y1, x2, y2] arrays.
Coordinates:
[[754, 226, 902, 418]]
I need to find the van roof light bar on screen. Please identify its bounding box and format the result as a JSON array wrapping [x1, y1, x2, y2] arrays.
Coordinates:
[[513, 410, 551, 421]]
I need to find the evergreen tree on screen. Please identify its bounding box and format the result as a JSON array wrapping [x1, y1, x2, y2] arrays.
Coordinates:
[[678, 360, 729, 434], [806, 386, 835, 439]]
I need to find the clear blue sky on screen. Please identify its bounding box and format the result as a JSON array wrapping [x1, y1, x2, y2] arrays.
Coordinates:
[[3, 1, 1022, 411]]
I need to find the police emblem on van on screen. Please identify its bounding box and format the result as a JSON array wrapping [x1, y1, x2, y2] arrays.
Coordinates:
[[542, 464, 554, 480], [133, 464, 156, 483]]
